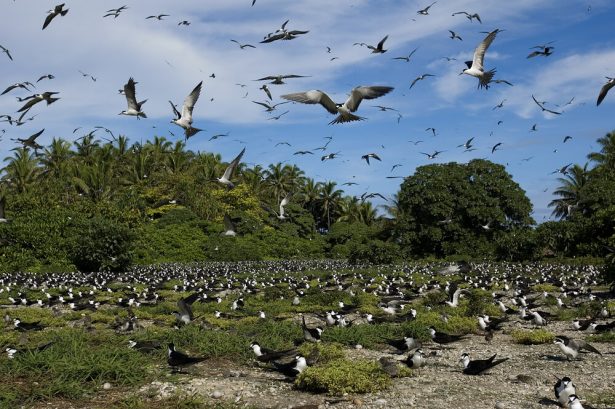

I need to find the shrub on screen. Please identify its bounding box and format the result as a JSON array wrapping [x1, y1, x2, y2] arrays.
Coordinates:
[[511, 329, 554, 344], [296, 358, 392, 395]]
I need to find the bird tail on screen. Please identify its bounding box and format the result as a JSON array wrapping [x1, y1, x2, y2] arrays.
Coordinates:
[[47, 97, 60, 105], [581, 342, 602, 355], [490, 357, 509, 368], [479, 68, 496, 89], [329, 113, 365, 125], [185, 127, 202, 138]]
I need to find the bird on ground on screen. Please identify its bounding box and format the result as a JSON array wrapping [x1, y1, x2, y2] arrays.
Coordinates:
[[0, 45, 12, 61], [216, 147, 245, 188], [554, 376, 577, 407], [554, 336, 601, 361], [392, 48, 418, 62], [531, 95, 562, 115], [43, 4, 69, 30], [461, 29, 500, 89], [167, 343, 206, 372], [172, 292, 200, 325], [128, 340, 161, 353], [146, 14, 169, 20], [170, 81, 202, 139], [385, 336, 421, 353], [281, 85, 394, 125], [230, 39, 256, 49], [421, 150, 444, 160], [567, 395, 585, 409], [448, 30, 462, 41], [120, 78, 147, 119], [361, 153, 381, 165], [460, 353, 508, 375], [417, 1, 437, 15], [445, 282, 469, 307], [410, 74, 435, 89], [249, 342, 297, 362], [255, 75, 309, 84], [404, 348, 427, 368], [302, 315, 323, 342], [597, 77, 615, 106], [452, 11, 481, 23], [272, 355, 307, 378], [14, 319, 44, 331], [527, 43, 554, 58], [379, 357, 399, 377], [588, 320, 615, 333], [5, 342, 53, 359], [428, 327, 466, 345]]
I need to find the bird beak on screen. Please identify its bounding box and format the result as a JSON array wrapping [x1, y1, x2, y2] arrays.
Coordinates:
[[458, 71, 464, 76]]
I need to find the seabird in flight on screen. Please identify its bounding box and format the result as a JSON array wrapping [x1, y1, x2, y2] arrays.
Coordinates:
[[282, 85, 393, 124], [120, 78, 147, 119], [217, 148, 245, 188], [42, 4, 69, 30], [597, 77, 615, 106], [461, 29, 501, 89], [170, 81, 203, 139]]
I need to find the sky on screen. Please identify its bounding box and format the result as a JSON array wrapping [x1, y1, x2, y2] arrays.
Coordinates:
[[1, 0, 615, 222]]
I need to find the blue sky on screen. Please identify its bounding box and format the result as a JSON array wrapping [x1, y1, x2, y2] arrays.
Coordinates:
[[1, 0, 615, 221]]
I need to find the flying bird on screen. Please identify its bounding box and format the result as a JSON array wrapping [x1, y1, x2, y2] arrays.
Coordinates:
[[259, 84, 272, 100], [146, 14, 169, 20], [392, 48, 418, 62], [217, 148, 245, 188], [361, 153, 381, 165], [254, 74, 309, 84], [321, 152, 341, 161], [425, 127, 436, 137], [410, 74, 435, 89], [253, 100, 289, 112], [36, 74, 55, 82], [12, 129, 45, 152], [531, 95, 562, 115], [563, 135, 573, 143], [452, 11, 481, 23], [281, 85, 394, 125], [0, 45, 12, 61], [230, 39, 256, 49], [417, 1, 437, 15], [268, 110, 289, 120], [457, 137, 475, 150], [120, 78, 147, 119], [170, 81, 203, 139], [597, 77, 615, 106], [448, 30, 462, 41], [104, 6, 128, 18], [2, 82, 34, 95], [527, 42, 555, 58], [261, 20, 309, 43], [366, 35, 389, 53], [421, 150, 444, 159], [43, 4, 69, 30], [17, 92, 60, 119], [461, 29, 501, 89]]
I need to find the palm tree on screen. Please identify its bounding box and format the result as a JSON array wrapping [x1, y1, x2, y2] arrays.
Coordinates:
[[2, 148, 40, 193], [381, 192, 402, 220], [39, 137, 73, 180], [548, 163, 589, 219], [300, 178, 321, 220], [587, 131, 615, 169], [318, 181, 343, 230]]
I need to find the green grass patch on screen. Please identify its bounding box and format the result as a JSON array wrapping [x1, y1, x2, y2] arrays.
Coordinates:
[[510, 329, 555, 344], [296, 358, 392, 395], [586, 332, 615, 343]]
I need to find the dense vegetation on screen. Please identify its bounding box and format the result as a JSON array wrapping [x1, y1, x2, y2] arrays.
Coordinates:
[[0, 130, 614, 272]]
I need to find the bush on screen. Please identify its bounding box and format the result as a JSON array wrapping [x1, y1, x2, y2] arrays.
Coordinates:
[[348, 240, 401, 264], [70, 216, 136, 272], [296, 358, 392, 395], [511, 329, 554, 344]]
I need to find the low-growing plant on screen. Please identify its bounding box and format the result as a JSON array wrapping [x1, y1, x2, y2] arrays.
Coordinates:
[[296, 358, 392, 395], [511, 329, 555, 344]]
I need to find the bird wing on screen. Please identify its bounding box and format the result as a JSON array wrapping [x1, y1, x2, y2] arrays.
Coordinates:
[[255, 76, 276, 81], [124, 78, 139, 110], [472, 29, 499, 70], [26, 129, 45, 143], [42, 13, 56, 30], [180, 81, 202, 122], [260, 33, 285, 43], [377, 35, 389, 49], [223, 147, 246, 180], [169, 101, 181, 119], [372, 154, 382, 161], [281, 90, 338, 114], [17, 97, 41, 113], [345, 86, 394, 112], [597, 80, 615, 106], [252, 101, 272, 109]]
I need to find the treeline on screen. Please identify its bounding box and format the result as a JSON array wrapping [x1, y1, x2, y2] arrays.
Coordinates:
[[0, 131, 614, 272]]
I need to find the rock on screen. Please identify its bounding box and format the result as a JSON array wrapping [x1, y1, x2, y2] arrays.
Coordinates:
[[352, 398, 363, 406], [374, 399, 387, 406], [495, 402, 506, 409], [355, 344, 363, 349], [103, 382, 112, 390], [211, 390, 224, 399]]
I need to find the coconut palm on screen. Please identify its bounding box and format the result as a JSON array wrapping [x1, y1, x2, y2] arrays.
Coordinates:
[[318, 181, 343, 230], [548, 163, 589, 219], [587, 131, 615, 169], [2, 147, 41, 193]]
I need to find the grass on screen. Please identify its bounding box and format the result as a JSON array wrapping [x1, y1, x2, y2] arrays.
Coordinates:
[[510, 329, 555, 345]]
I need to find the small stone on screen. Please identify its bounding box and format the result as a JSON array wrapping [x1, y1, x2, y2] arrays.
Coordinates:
[[102, 382, 112, 390], [374, 399, 387, 406], [352, 398, 363, 406], [495, 402, 506, 409], [355, 344, 363, 349], [211, 390, 224, 399]]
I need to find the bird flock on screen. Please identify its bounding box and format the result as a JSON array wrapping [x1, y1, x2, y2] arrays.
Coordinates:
[[1, 260, 613, 407], [1, 2, 613, 219]]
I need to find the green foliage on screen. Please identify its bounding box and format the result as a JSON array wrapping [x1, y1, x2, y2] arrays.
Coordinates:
[[397, 159, 534, 258], [296, 358, 392, 395], [348, 240, 401, 264], [70, 216, 136, 272], [510, 329, 555, 344]]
